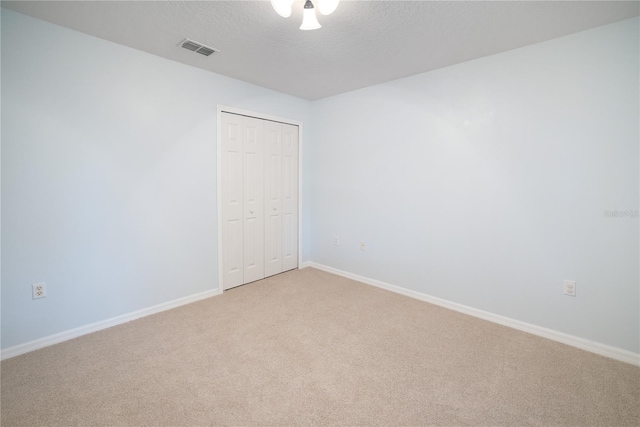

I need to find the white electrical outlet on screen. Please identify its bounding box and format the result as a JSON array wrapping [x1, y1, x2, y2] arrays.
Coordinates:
[[32, 282, 46, 299], [563, 280, 576, 297], [334, 236, 339, 245], [360, 242, 366, 251]]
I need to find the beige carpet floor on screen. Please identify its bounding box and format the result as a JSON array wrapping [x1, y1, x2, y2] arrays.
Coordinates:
[[1, 267, 638, 426]]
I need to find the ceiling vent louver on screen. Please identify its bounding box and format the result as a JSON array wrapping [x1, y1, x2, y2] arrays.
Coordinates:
[[179, 38, 219, 57]]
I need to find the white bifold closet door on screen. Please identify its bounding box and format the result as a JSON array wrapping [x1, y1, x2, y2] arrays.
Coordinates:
[[221, 112, 298, 290], [281, 123, 299, 272]]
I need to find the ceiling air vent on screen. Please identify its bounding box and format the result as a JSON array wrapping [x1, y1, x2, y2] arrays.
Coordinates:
[[179, 38, 219, 57]]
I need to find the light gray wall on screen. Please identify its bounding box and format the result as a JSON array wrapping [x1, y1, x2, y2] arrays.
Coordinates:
[[1, 9, 312, 349], [308, 18, 639, 353]]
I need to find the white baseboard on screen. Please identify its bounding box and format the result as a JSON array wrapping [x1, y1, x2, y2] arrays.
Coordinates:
[[1, 288, 221, 361], [300, 261, 640, 366]]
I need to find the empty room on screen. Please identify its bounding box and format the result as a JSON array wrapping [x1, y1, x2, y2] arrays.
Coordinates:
[[1, 0, 639, 425]]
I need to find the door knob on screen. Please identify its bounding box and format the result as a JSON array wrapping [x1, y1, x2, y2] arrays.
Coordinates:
[[250, 210, 254, 214], [273, 207, 277, 211]]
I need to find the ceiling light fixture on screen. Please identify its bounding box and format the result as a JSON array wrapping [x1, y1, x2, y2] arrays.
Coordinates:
[[300, 0, 321, 30], [271, 0, 294, 18], [271, 0, 339, 30]]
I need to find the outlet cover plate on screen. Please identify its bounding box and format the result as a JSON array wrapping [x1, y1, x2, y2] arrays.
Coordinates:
[[563, 280, 576, 296], [32, 282, 46, 299]]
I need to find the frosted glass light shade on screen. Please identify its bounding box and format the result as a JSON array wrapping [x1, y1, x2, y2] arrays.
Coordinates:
[[271, 0, 294, 18], [300, 7, 321, 30], [318, 0, 339, 15]]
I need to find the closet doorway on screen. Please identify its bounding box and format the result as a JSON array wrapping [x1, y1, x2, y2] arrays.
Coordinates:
[[217, 107, 301, 291]]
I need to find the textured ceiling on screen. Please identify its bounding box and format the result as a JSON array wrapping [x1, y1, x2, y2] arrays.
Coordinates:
[[2, 1, 639, 100]]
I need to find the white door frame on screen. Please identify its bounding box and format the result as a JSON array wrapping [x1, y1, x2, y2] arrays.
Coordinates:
[[216, 105, 304, 294]]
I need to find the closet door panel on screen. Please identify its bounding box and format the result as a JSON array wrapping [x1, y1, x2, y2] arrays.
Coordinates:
[[221, 113, 244, 290], [282, 124, 299, 272], [242, 117, 265, 284], [264, 121, 283, 277]]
